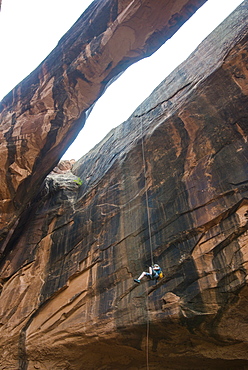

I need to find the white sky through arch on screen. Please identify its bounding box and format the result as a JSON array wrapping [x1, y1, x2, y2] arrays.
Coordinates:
[[0, 0, 244, 160]]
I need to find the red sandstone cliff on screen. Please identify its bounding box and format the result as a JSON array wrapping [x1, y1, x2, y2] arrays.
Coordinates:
[[0, 1, 248, 369], [0, 0, 205, 258]]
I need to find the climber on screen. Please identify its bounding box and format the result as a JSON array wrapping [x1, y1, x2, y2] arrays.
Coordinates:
[[134, 264, 163, 284]]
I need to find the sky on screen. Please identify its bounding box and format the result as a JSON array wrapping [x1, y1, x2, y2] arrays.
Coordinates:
[[0, 0, 244, 160]]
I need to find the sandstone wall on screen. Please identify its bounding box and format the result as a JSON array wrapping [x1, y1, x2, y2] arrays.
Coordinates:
[[0, 1, 248, 370], [0, 0, 205, 260]]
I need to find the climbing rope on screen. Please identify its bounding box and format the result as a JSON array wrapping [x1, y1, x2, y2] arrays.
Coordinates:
[[140, 118, 154, 266], [140, 117, 154, 370], [146, 289, 150, 370]]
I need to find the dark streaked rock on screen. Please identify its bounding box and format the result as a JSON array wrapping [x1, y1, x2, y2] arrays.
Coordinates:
[[0, 2, 248, 369]]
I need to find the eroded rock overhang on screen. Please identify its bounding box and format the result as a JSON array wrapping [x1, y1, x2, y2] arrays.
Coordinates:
[[0, 2, 248, 369], [0, 0, 207, 254]]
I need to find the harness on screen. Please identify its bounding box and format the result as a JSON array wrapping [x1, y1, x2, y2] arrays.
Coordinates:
[[151, 268, 163, 280]]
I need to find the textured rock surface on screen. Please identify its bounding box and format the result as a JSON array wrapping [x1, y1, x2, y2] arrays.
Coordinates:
[[1, 1, 248, 370], [0, 0, 206, 259]]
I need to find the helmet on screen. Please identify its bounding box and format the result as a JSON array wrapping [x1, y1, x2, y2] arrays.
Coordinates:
[[153, 264, 159, 269]]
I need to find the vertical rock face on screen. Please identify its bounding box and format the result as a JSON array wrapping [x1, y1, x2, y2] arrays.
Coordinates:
[[0, 1, 248, 370], [0, 0, 206, 259]]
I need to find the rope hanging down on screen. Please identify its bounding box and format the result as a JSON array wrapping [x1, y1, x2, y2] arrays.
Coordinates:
[[140, 118, 154, 266], [146, 290, 150, 370], [140, 117, 153, 370]]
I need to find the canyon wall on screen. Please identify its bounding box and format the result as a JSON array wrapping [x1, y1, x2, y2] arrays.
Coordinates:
[[0, 0, 206, 261], [0, 1, 248, 369]]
